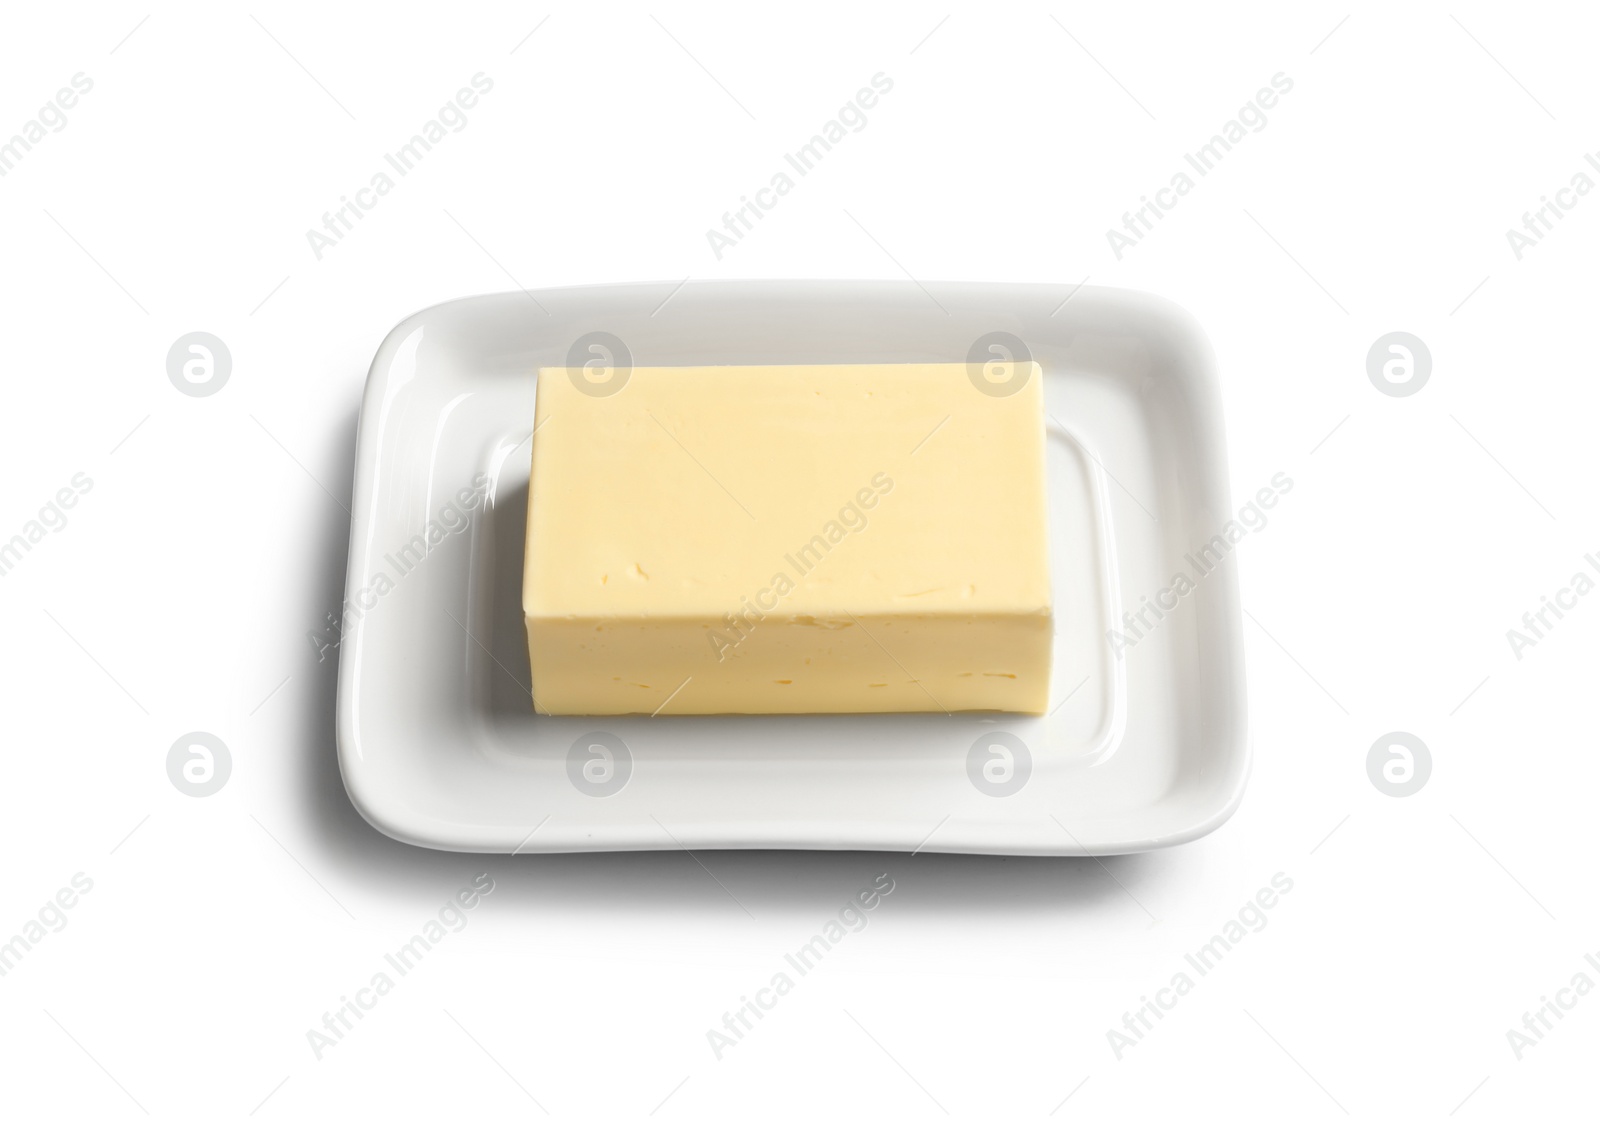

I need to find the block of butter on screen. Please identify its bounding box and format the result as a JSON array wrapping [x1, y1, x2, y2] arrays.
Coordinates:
[[523, 362, 1052, 714]]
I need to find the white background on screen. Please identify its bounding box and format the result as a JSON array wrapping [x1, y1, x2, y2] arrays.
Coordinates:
[[1, 1, 1595, 1125]]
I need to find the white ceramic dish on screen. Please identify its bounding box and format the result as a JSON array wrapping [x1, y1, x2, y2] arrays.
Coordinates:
[[336, 281, 1248, 854]]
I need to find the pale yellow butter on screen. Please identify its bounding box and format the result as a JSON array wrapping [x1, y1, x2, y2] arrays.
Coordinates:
[[523, 362, 1052, 714]]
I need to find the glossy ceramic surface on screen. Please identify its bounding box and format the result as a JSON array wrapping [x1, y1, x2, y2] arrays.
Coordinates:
[[336, 281, 1248, 854]]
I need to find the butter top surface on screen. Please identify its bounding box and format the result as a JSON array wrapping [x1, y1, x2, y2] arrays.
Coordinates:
[[524, 362, 1050, 620]]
